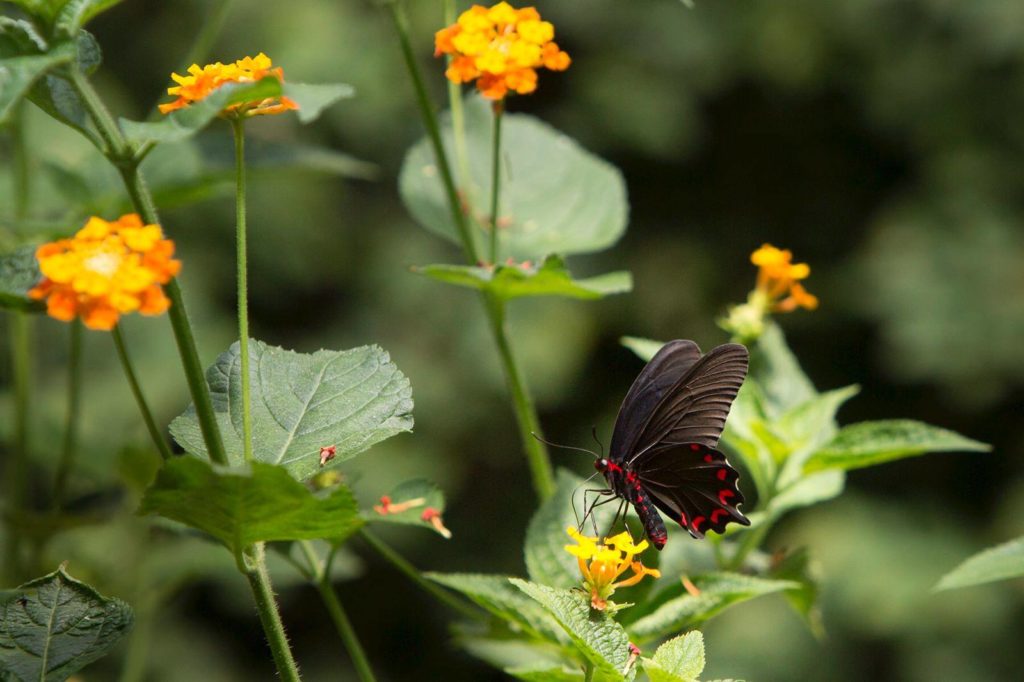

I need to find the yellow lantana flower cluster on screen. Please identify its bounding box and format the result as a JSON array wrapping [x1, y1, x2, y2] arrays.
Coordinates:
[[564, 527, 661, 610], [435, 2, 571, 100], [720, 243, 818, 341], [159, 53, 297, 117], [29, 215, 181, 331]]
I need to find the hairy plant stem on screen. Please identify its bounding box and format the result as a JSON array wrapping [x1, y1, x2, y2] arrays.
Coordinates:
[[112, 326, 174, 461], [358, 529, 482, 620], [388, 0, 479, 263], [68, 69, 228, 466], [242, 543, 302, 682], [388, 0, 555, 501], [488, 104, 503, 264], [3, 313, 31, 582], [4, 105, 32, 582], [52, 321, 83, 507], [298, 541, 378, 682], [231, 118, 254, 462]]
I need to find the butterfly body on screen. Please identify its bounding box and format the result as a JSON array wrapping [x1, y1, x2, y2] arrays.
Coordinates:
[[596, 340, 752, 550]]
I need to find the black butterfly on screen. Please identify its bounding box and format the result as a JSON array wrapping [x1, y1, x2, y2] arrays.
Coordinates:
[[591, 340, 751, 549]]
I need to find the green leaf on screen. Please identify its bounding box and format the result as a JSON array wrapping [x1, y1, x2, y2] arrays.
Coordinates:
[[935, 535, 1024, 591], [137, 458, 363, 556], [620, 336, 663, 363], [400, 95, 628, 261], [414, 254, 631, 301], [762, 470, 845, 524], [120, 77, 284, 147], [775, 385, 859, 486], [0, 566, 133, 681], [25, 32, 103, 144], [53, 0, 124, 37], [804, 419, 990, 473], [426, 573, 563, 641], [642, 631, 705, 682], [0, 45, 75, 123], [169, 340, 413, 481], [365, 479, 447, 535], [508, 667, 586, 682], [525, 469, 618, 589], [512, 579, 630, 682], [749, 322, 817, 417], [0, 18, 49, 58], [627, 573, 797, 642], [771, 547, 824, 638], [0, 246, 45, 312], [457, 635, 574, 677], [283, 82, 354, 124]]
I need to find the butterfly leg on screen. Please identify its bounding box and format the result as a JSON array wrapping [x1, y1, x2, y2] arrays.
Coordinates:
[[578, 488, 616, 536]]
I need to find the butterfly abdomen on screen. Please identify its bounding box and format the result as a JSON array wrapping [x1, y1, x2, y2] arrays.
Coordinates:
[[624, 470, 668, 550]]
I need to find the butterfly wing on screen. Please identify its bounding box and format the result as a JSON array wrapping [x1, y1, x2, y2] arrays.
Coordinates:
[[634, 443, 749, 539], [609, 340, 702, 463], [628, 343, 749, 461]]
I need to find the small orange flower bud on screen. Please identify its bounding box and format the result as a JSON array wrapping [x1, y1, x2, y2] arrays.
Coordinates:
[[421, 507, 453, 539], [319, 445, 337, 467]]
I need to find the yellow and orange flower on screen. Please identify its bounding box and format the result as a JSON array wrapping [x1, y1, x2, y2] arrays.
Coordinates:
[[564, 527, 660, 610], [750, 243, 818, 312], [435, 2, 571, 100], [29, 215, 181, 331], [159, 53, 297, 117]]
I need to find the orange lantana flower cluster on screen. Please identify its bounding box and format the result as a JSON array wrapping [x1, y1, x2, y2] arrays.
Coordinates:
[[751, 243, 818, 312], [564, 527, 660, 610], [435, 2, 570, 100], [29, 215, 181, 331], [159, 53, 297, 117]]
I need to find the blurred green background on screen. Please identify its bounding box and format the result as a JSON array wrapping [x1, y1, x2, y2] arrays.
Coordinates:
[[2, 0, 1023, 679]]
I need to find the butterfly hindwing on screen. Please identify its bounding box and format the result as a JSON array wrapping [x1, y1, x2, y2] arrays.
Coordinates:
[[634, 443, 750, 539]]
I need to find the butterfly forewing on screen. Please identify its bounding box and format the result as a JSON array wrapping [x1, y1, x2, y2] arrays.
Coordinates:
[[609, 340, 702, 462]]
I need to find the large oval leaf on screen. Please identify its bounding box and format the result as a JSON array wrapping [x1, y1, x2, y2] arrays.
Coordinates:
[[169, 340, 413, 480], [400, 95, 628, 261]]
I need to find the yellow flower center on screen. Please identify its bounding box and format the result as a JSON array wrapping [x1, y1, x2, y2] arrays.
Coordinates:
[[82, 251, 122, 277]]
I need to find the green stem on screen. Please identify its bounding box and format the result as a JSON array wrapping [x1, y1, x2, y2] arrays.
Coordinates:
[[386, 0, 554, 501], [52, 320, 83, 507], [231, 118, 254, 462], [728, 519, 773, 571], [68, 70, 229, 466], [483, 293, 555, 499], [298, 542, 377, 682], [3, 313, 31, 582], [387, 0, 479, 263], [358, 529, 482, 620], [12, 103, 29, 222], [112, 326, 174, 461], [488, 104, 503, 264], [242, 544, 302, 682], [444, 0, 472, 192]]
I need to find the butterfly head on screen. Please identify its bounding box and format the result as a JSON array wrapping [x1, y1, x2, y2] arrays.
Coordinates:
[[593, 457, 609, 473]]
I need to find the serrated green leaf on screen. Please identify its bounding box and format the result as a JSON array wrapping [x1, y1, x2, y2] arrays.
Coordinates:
[[0, 566, 133, 681], [53, 0, 123, 37], [137, 458, 363, 556], [935, 535, 1024, 591], [512, 580, 630, 682], [642, 631, 704, 682], [804, 419, 990, 473], [0, 45, 75, 123], [366, 479, 446, 534], [283, 82, 353, 124], [120, 77, 283, 147], [426, 573, 563, 641], [169, 340, 413, 481], [414, 254, 631, 301], [0, 246, 45, 312], [525, 469, 618, 589], [0, 18, 49, 58], [627, 573, 797, 642], [620, 336, 663, 363], [749, 322, 817, 417], [400, 95, 628, 261]]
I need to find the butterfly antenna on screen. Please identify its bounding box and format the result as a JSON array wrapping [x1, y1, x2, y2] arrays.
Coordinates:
[[531, 432, 598, 459], [590, 426, 605, 458]]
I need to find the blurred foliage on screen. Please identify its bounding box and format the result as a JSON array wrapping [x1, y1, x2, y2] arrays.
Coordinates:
[[1, 0, 1022, 679]]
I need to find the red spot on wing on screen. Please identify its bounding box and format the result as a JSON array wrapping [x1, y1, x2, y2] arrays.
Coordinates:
[[689, 444, 700, 451], [691, 516, 706, 532], [718, 489, 735, 505], [703, 454, 713, 463], [679, 513, 688, 527], [711, 509, 728, 524], [717, 468, 728, 481]]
